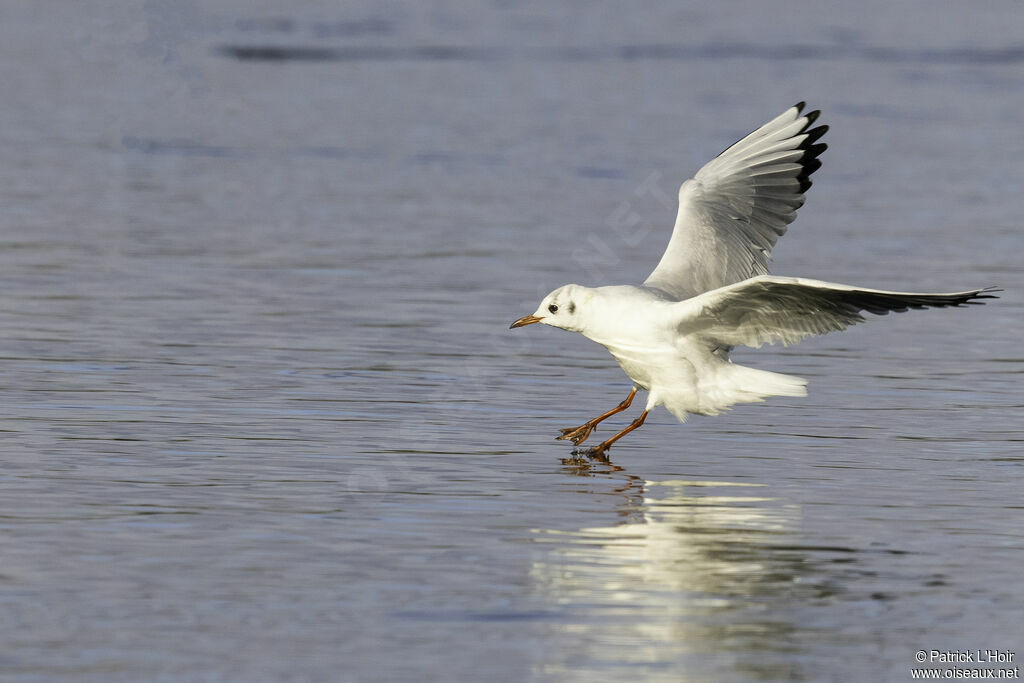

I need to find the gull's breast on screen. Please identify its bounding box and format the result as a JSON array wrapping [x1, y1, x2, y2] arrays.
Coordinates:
[[603, 340, 686, 391]]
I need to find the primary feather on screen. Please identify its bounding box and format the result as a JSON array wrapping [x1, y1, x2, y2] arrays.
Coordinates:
[[644, 103, 827, 300]]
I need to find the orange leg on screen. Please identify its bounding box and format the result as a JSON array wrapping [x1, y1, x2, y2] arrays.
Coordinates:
[[556, 388, 637, 445], [577, 409, 649, 461]]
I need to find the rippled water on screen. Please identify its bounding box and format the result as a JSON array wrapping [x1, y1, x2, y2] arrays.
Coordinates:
[[2, 2, 1022, 681]]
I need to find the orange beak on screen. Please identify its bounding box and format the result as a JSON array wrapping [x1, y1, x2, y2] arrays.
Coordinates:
[[509, 314, 543, 329]]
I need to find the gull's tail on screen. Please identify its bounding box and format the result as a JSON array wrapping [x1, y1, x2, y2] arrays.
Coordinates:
[[733, 365, 809, 401], [696, 364, 808, 417]]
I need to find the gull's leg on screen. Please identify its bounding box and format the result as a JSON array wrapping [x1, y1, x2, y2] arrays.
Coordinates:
[[557, 388, 637, 446], [577, 410, 649, 462]]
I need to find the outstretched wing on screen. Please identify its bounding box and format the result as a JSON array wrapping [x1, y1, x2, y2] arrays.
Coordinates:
[[644, 103, 828, 301], [674, 275, 998, 349]]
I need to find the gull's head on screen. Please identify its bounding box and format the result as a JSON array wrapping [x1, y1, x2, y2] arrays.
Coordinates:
[[510, 284, 590, 333]]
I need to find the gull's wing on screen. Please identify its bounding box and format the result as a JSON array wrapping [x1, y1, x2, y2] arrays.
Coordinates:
[[673, 275, 998, 349], [644, 103, 828, 301]]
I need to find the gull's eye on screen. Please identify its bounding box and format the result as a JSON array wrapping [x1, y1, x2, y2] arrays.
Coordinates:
[[548, 304, 558, 314]]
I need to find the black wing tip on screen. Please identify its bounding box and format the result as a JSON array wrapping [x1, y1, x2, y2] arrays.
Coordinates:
[[922, 288, 999, 308], [721, 103, 828, 194], [796, 145, 826, 192], [958, 286, 1001, 303], [892, 287, 999, 311], [804, 124, 829, 145], [967, 286, 1002, 302], [795, 106, 828, 192], [841, 287, 998, 317]]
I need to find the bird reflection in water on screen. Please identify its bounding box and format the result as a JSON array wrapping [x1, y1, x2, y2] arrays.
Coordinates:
[[530, 474, 818, 680]]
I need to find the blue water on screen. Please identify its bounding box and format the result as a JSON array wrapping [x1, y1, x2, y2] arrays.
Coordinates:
[[1, 2, 1022, 681]]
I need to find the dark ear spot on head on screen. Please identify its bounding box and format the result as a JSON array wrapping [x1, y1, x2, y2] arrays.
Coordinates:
[[568, 301, 576, 314]]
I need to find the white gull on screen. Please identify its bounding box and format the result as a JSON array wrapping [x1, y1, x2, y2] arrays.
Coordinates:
[[511, 103, 997, 460]]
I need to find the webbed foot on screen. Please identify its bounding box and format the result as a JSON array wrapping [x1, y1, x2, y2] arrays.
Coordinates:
[[556, 423, 595, 445]]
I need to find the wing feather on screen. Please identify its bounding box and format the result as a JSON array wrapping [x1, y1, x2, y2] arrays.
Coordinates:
[[644, 104, 828, 300], [674, 276, 998, 349]]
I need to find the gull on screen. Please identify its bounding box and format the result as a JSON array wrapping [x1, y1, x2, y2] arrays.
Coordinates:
[[510, 103, 997, 461]]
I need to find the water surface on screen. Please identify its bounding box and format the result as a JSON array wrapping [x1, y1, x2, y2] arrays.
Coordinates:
[[1, 2, 1022, 681]]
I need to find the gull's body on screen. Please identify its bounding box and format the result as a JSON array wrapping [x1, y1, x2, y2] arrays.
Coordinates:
[[511, 103, 996, 460], [559, 282, 805, 422]]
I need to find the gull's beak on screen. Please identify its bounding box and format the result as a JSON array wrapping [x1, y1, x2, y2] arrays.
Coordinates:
[[510, 314, 543, 329]]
